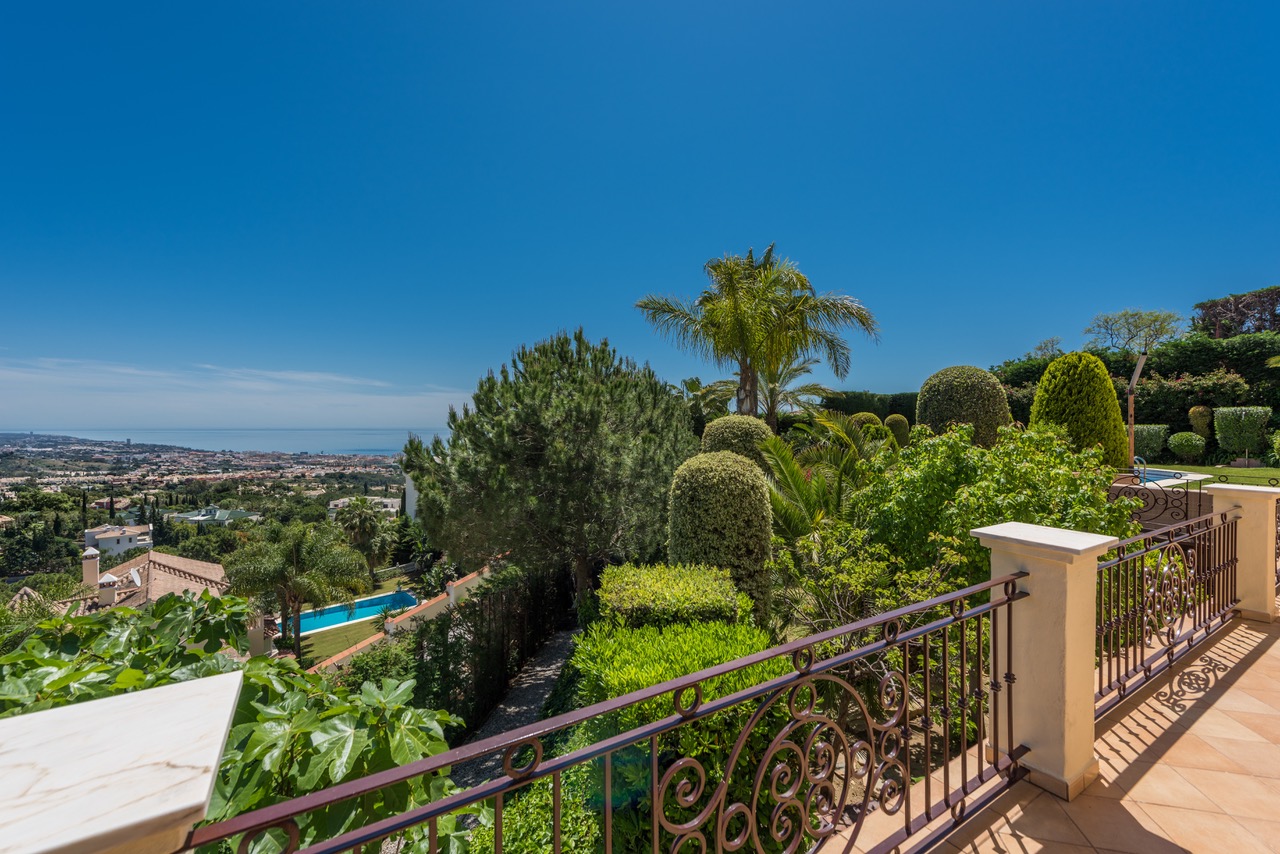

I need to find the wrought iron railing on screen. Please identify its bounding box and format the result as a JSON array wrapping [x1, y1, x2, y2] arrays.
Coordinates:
[[1274, 498, 1280, 592], [1095, 510, 1239, 717], [1111, 463, 1206, 529], [187, 575, 1029, 854]]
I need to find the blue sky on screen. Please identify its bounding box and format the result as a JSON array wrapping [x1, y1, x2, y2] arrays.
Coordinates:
[[2, 2, 1277, 429]]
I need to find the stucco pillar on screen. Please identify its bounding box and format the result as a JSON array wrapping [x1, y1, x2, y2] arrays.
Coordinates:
[[1203, 483, 1280, 623], [247, 614, 269, 657], [971, 522, 1118, 801]]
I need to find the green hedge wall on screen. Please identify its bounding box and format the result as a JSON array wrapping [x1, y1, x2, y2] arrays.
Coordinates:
[[1214, 406, 1272, 455], [1132, 424, 1168, 462], [820, 390, 917, 424], [597, 563, 749, 629]]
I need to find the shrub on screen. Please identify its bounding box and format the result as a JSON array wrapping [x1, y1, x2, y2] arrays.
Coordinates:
[[1132, 370, 1248, 434], [862, 422, 899, 450], [668, 452, 772, 619], [1189, 405, 1213, 439], [1214, 406, 1273, 456], [884, 413, 910, 446], [333, 635, 416, 692], [916, 366, 1013, 448], [1168, 431, 1207, 463], [850, 411, 882, 429], [1029, 353, 1129, 467], [1273, 431, 1280, 463], [1132, 425, 1169, 463], [856, 424, 1138, 588], [1004, 384, 1037, 425], [597, 563, 749, 629], [700, 414, 771, 470]]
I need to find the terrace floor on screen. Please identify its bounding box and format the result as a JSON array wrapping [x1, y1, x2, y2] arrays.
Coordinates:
[[926, 610, 1280, 853]]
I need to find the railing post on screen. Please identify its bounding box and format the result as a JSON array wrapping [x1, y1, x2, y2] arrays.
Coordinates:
[[971, 522, 1118, 801], [1202, 483, 1279, 622]]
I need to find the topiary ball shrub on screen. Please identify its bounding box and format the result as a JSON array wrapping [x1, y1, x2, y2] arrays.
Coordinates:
[[597, 563, 750, 629], [668, 451, 772, 620], [850, 411, 882, 429], [916, 365, 1013, 448], [1214, 406, 1273, 456], [1189, 405, 1213, 440], [1168, 431, 1206, 463], [862, 422, 900, 450], [1132, 425, 1169, 463], [884, 413, 910, 447], [701, 414, 772, 471], [1029, 353, 1128, 468]]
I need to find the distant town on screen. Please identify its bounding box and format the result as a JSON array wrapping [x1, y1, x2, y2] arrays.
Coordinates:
[[0, 431, 400, 501]]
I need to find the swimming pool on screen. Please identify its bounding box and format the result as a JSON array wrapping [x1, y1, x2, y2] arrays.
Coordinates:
[[298, 590, 417, 634]]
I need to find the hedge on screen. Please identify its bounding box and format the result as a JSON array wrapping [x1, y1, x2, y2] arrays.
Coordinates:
[[1189, 405, 1213, 439], [916, 366, 1012, 448], [884, 413, 910, 447], [1168, 432, 1206, 463], [1132, 425, 1169, 463], [820, 390, 917, 424], [1214, 406, 1272, 456], [700, 414, 771, 470], [597, 563, 749, 629], [668, 452, 772, 620]]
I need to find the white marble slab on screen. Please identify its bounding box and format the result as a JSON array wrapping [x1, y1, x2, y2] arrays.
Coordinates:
[[0, 671, 243, 854]]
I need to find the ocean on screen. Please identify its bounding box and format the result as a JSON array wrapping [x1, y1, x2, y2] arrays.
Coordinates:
[[29, 428, 445, 456]]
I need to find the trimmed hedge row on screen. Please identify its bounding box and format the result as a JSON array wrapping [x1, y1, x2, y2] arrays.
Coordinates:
[[597, 563, 750, 629]]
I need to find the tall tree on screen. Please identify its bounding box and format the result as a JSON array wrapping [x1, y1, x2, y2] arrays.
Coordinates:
[[407, 329, 698, 609], [335, 495, 386, 571], [225, 523, 369, 658], [637, 244, 878, 416], [1083, 309, 1184, 352]]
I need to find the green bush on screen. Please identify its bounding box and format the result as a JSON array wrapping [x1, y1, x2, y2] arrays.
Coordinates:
[[597, 563, 749, 629], [1132, 370, 1248, 434], [1029, 353, 1129, 467], [1168, 431, 1207, 463], [884, 413, 910, 446], [1004, 384, 1037, 425], [862, 422, 899, 450], [850, 411, 882, 429], [820, 390, 916, 423], [916, 366, 1013, 448], [700, 414, 771, 470], [1214, 406, 1272, 456], [668, 452, 772, 619], [1189, 405, 1213, 439], [1272, 431, 1280, 463], [1132, 425, 1169, 463]]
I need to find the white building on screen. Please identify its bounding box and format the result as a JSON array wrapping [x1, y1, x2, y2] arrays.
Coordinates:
[[327, 496, 401, 520], [84, 523, 152, 557]]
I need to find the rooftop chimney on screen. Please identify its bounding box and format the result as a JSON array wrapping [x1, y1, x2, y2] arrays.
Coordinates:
[[82, 548, 100, 588], [98, 583, 116, 607]]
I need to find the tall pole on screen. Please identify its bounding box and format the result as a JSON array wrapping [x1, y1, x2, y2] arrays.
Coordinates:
[[1127, 352, 1148, 468]]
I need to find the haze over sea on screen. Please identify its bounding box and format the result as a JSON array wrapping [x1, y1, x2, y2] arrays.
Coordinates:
[[26, 429, 445, 457]]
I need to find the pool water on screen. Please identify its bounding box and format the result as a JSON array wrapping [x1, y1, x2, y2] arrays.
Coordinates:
[[298, 590, 417, 634], [1133, 468, 1185, 484]]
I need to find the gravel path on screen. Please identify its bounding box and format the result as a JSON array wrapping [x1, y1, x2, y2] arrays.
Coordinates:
[[450, 629, 578, 791]]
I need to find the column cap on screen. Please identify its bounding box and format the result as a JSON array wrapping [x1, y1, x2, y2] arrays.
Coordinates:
[[971, 522, 1119, 556], [1203, 482, 1280, 497]]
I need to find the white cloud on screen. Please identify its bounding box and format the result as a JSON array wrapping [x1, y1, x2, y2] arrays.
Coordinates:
[[0, 358, 465, 429]]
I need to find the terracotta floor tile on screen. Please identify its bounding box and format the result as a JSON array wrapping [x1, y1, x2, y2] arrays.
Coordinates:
[[1112, 761, 1220, 811], [1059, 795, 1186, 853], [1141, 804, 1271, 854], [1197, 735, 1280, 778], [1184, 709, 1270, 742], [1208, 688, 1280, 716], [950, 834, 1099, 854], [1150, 731, 1247, 772], [1242, 688, 1280, 713], [1225, 710, 1280, 743], [1237, 817, 1280, 853], [1171, 767, 1280, 821]]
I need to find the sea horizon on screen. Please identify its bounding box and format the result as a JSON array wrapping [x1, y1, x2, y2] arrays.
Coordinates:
[[5, 428, 446, 456]]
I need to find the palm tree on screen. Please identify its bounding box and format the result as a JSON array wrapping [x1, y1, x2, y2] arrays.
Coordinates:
[[335, 496, 385, 572], [637, 244, 878, 417], [758, 356, 835, 432], [226, 523, 369, 658]]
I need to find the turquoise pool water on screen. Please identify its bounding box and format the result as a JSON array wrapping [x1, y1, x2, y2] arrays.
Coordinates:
[[298, 590, 417, 634]]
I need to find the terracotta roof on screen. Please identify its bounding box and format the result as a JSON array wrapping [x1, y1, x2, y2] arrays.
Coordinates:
[[50, 552, 227, 616]]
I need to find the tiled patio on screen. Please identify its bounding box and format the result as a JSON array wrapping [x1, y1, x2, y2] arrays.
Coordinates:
[[931, 612, 1280, 853]]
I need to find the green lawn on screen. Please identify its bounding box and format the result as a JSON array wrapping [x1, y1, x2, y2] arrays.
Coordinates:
[[294, 573, 410, 667], [1156, 464, 1280, 485]]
